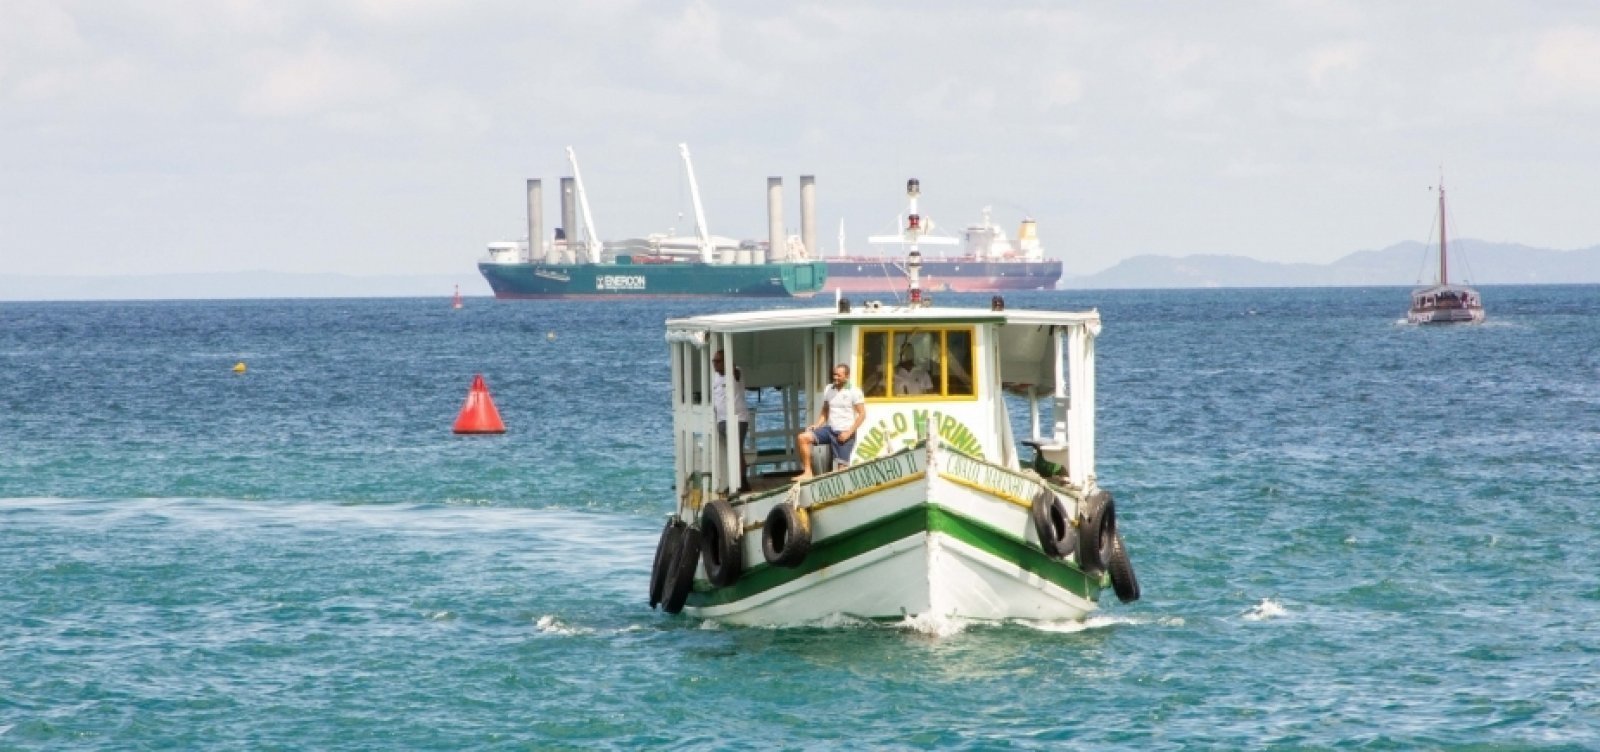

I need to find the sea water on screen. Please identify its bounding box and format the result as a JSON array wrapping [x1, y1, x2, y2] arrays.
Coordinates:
[[2, 286, 1597, 749]]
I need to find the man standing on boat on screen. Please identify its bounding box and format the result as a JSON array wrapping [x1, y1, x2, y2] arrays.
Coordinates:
[[712, 351, 752, 493], [796, 364, 866, 479]]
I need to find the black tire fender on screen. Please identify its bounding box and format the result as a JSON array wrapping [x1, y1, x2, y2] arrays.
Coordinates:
[[1029, 488, 1076, 559], [648, 518, 683, 609], [762, 502, 812, 568], [1076, 489, 1116, 575], [1108, 532, 1140, 603], [661, 526, 702, 615], [699, 499, 744, 587]]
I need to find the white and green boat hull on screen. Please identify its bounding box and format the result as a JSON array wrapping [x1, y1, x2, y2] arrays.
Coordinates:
[[682, 446, 1106, 626]]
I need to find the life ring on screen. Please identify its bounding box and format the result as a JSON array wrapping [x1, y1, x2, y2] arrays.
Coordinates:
[[1108, 532, 1140, 603], [648, 518, 683, 609], [1076, 489, 1116, 575], [762, 502, 812, 568], [1029, 488, 1076, 559], [699, 499, 744, 587], [660, 526, 702, 615]]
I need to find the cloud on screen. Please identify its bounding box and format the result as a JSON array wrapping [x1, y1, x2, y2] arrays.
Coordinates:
[[1529, 26, 1600, 103], [238, 35, 401, 118], [1304, 41, 1368, 87]]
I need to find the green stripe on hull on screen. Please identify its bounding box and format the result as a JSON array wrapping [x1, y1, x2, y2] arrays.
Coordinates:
[[685, 504, 1100, 609], [479, 260, 827, 298]]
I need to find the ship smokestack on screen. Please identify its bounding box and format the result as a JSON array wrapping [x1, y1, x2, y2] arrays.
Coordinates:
[[767, 177, 786, 262], [800, 175, 816, 259], [1017, 218, 1040, 259], [526, 179, 543, 262], [560, 177, 577, 264]]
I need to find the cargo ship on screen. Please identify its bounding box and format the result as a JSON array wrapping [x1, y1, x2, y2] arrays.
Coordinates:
[[478, 145, 827, 300], [823, 208, 1061, 293]]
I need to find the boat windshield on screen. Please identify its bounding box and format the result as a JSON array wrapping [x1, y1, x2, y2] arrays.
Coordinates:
[[859, 326, 976, 400]]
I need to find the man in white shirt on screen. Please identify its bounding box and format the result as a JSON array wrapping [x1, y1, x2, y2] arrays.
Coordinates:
[[893, 344, 934, 396], [796, 363, 867, 479], [712, 351, 753, 492]]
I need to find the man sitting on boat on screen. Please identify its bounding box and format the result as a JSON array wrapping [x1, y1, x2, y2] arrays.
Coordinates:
[[796, 363, 866, 479]]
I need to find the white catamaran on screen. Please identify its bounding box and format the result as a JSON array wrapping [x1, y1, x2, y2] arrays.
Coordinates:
[[648, 179, 1139, 626]]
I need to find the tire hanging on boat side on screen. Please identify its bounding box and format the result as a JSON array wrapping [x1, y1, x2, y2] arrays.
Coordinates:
[[660, 526, 702, 615], [762, 502, 811, 568], [1029, 488, 1076, 559], [1076, 489, 1116, 576], [648, 518, 683, 609], [1108, 532, 1140, 603], [699, 498, 744, 587]]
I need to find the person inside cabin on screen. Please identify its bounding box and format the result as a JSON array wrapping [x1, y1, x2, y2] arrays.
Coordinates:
[[861, 338, 888, 397], [796, 363, 866, 479], [711, 350, 753, 493], [894, 343, 934, 396]]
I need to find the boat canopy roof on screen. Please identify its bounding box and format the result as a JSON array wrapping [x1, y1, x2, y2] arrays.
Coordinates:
[[666, 305, 1100, 337], [667, 304, 1100, 393]]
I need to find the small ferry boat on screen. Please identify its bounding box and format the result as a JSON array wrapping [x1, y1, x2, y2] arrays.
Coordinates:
[[1408, 180, 1485, 324], [648, 179, 1139, 626]]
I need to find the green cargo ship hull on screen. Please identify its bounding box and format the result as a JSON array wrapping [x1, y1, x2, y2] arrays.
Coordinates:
[[478, 260, 827, 299]]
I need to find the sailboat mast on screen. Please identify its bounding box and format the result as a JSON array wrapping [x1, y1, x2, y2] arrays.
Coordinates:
[[1438, 182, 1448, 286]]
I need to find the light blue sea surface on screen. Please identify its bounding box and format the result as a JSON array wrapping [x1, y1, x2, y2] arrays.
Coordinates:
[[3, 286, 1598, 749]]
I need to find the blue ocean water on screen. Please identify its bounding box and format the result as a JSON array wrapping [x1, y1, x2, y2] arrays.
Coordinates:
[[2, 286, 1598, 749]]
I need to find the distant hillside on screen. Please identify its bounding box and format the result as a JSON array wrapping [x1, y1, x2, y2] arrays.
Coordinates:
[[0, 272, 492, 302], [6, 240, 1599, 300], [1061, 240, 1600, 289]]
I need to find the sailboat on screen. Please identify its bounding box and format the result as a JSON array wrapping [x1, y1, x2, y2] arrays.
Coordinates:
[[1407, 180, 1485, 324]]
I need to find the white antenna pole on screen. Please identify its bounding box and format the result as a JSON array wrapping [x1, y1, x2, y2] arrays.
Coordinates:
[[679, 143, 716, 264], [566, 147, 601, 264], [838, 218, 846, 258]]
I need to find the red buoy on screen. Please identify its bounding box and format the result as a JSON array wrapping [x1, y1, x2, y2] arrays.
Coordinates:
[[452, 374, 506, 434]]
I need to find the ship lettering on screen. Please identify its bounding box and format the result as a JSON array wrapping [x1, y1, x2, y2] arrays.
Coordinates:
[[596, 274, 646, 291]]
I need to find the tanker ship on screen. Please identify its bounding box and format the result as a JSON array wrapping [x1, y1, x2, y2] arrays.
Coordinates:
[[478, 145, 826, 300], [823, 208, 1061, 293]]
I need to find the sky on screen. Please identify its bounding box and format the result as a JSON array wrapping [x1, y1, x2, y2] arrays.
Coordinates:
[[2, 0, 1599, 279]]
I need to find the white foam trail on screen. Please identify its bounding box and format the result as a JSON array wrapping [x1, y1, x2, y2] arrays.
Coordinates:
[[534, 615, 592, 635], [1243, 598, 1287, 621], [895, 613, 970, 637], [1022, 613, 1139, 633]]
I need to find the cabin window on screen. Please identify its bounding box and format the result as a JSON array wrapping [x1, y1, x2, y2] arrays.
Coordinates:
[[858, 326, 977, 400]]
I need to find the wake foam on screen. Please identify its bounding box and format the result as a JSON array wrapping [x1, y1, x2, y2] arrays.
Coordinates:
[[1243, 598, 1288, 621], [534, 614, 593, 635]]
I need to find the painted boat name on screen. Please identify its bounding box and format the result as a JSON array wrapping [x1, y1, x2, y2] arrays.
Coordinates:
[[855, 410, 984, 461], [942, 451, 1041, 503], [810, 452, 920, 505]]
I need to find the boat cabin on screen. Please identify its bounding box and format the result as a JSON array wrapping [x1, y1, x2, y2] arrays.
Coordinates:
[[664, 301, 1103, 504]]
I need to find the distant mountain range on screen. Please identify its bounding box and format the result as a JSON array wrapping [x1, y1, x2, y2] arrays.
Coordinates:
[[1060, 240, 1600, 289], [3, 240, 1598, 301]]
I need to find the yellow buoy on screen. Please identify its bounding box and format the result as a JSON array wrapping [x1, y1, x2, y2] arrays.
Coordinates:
[[546, 332, 556, 341], [232, 362, 247, 373]]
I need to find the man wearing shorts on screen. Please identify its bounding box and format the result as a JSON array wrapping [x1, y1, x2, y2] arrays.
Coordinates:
[[796, 363, 866, 479]]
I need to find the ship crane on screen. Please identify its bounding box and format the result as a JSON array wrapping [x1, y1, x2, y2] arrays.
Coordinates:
[[566, 146, 602, 265], [678, 143, 716, 265]]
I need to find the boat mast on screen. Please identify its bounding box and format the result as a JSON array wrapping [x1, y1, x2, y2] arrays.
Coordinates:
[[566, 147, 602, 264], [679, 143, 716, 264], [1438, 178, 1449, 286], [906, 178, 924, 305]]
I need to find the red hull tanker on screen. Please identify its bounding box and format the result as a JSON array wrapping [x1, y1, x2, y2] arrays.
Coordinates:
[[823, 209, 1061, 294]]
